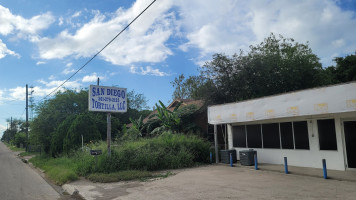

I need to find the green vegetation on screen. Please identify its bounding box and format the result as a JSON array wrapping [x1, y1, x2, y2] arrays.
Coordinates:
[[171, 34, 356, 105], [87, 170, 153, 183], [30, 155, 79, 185], [5, 143, 25, 152], [26, 132, 210, 185], [18, 151, 40, 157], [97, 132, 210, 173]]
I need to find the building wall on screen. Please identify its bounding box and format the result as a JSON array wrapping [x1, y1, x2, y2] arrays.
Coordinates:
[[228, 113, 356, 171]]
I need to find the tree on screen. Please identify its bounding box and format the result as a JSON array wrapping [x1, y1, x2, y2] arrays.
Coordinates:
[[171, 74, 215, 103], [333, 52, 356, 83], [30, 90, 89, 153], [171, 74, 189, 99], [63, 112, 101, 154], [127, 90, 149, 111], [184, 33, 326, 104]]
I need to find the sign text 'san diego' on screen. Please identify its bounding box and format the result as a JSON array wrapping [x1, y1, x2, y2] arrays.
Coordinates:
[[89, 85, 127, 113]]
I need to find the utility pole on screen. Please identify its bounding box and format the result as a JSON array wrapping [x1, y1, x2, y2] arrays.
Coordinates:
[[26, 84, 29, 151]]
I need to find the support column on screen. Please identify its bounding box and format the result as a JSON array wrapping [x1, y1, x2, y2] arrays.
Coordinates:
[[214, 124, 219, 163]]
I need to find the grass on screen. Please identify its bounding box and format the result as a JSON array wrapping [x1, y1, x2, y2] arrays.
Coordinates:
[[5, 143, 25, 152], [87, 170, 153, 183], [18, 151, 41, 157], [26, 132, 210, 185], [87, 170, 173, 183], [29, 156, 79, 185]]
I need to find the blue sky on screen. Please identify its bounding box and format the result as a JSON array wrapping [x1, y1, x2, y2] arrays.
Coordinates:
[[1, 0, 356, 136]]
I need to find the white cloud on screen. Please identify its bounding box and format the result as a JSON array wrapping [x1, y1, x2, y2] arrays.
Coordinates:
[[36, 61, 46, 65], [72, 11, 82, 18], [8, 86, 26, 101], [176, 0, 253, 56], [62, 62, 75, 74], [37, 0, 174, 66], [82, 72, 105, 83], [31, 78, 83, 97], [0, 39, 20, 59], [130, 65, 170, 76], [175, 0, 356, 67], [58, 17, 64, 26], [62, 68, 76, 75], [48, 75, 56, 80], [0, 5, 55, 38], [247, 0, 356, 66]]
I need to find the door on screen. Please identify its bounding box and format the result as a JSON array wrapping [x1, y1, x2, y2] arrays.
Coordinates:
[[344, 121, 356, 168]]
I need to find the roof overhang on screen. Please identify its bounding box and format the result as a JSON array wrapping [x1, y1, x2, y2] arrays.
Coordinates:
[[208, 82, 356, 125]]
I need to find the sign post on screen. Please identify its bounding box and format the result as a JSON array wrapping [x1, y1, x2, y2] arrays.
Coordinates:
[[89, 85, 127, 157]]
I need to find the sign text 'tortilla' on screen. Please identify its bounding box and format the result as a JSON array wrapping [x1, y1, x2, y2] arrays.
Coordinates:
[[89, 85, 127, 113]]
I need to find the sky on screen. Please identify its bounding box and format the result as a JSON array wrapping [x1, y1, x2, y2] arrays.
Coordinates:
[[1, 0, 356, 136]]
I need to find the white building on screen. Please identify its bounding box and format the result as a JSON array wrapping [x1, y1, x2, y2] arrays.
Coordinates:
[[208, 82, 356, 171]]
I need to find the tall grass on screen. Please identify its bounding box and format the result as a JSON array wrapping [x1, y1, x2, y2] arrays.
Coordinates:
[[30, 155, 78, 185]]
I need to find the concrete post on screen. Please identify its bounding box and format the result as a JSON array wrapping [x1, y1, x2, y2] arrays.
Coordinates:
[[214, 125, 219, 163]]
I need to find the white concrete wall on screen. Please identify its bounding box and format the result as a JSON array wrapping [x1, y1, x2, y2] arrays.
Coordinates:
[[228, 115, 350, 171]]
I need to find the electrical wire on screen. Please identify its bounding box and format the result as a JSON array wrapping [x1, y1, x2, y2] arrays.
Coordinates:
[[41, 0, 157, 101]]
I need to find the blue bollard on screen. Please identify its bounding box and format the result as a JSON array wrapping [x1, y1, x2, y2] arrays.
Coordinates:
[[322, 159, 327, 179], [230, 153, 233, 167], [284, 157, 289, 174], [210, 152, 213, 164], [254, 153, 258, 170]]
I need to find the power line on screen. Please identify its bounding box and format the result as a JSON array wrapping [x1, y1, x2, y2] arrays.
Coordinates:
[[41, 0, 157, 101]]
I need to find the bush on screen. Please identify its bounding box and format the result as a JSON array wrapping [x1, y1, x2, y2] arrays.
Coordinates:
[[13, 132, 27, 148], [96, 132, 210, 172]]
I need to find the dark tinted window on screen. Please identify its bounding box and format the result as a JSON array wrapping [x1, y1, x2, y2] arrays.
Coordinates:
[[280, 122, 294, 149], [293, 121, 310, 150], [233, 125, 246, 147], [262, 123, 280, 148], [247, 124, 262, 148], [318, 119, 337, 150]]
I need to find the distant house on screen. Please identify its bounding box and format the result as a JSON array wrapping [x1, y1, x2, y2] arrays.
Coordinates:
[[127, 98, 226, 146], [143, 99, 207, 132]]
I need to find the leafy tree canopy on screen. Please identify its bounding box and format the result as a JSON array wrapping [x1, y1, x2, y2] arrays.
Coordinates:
[[171, 33, 340, 105]]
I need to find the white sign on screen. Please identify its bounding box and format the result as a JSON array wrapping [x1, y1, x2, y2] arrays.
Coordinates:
[[89, 85, 127, 113]]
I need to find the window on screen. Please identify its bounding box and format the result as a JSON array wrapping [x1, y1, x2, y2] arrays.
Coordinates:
[[262, 123, 280, 148], [318, 119, 337, 150], [293, 121, 310, 150], [233, 125, 246, 147], [280, 122, 294, 149], [247, 124, 262, 148]]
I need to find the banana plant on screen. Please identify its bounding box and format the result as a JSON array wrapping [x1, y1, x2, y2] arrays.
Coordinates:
[[155, 100, 182, 131], [129, 115, 144, 132]]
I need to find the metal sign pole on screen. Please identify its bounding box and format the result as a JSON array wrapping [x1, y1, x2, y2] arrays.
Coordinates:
[[107, 113, 111, 157]]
